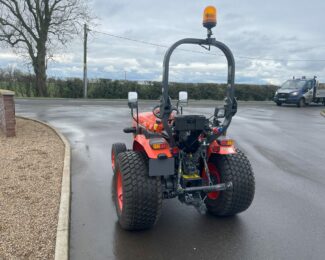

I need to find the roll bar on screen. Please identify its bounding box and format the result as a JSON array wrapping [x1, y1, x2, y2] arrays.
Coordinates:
[[159, 37, 237, 146]]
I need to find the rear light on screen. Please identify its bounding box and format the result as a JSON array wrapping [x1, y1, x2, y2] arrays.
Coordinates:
[[212, 127, 219, 134], [172, 147, 180, 155], [152, 143, 168, 150], [150, 138, 168, 150], [218, 139, 234, 146]]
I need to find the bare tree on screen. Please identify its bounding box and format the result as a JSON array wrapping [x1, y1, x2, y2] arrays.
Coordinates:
[[0, 0, 90, 96]]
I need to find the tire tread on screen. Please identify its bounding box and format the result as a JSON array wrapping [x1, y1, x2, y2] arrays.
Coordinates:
[[114, 151, 162, 230], [206, 149, 255, 216]]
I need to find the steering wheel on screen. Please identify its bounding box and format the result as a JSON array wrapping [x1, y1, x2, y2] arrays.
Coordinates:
[[152, 104, 179, 118]]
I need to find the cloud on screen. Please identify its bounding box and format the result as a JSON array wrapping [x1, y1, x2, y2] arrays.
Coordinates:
[[171, 62, 227, 71], [1, 0, 325, 84], [0, 52, 20, 61]]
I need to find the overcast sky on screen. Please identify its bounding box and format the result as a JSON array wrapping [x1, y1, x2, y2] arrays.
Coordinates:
[[1, 0, 325, 85]]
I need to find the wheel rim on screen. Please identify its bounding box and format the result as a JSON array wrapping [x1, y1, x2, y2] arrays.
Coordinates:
[[111, 150, 115, 171], [116, 170, 123, 211], [203, 163, 221, 200]]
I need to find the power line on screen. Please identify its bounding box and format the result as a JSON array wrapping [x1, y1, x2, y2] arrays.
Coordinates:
[[90, 29, 224, 58], [91, 29, 325, 62], [235, 55, 325, 62]]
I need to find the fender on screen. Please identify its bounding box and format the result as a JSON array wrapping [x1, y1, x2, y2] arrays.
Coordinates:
[[208, 140, 236, 158], [133, 134, 173, 159]]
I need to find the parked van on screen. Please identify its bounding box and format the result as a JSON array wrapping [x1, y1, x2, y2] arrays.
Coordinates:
[[274, 76, 325, 107]]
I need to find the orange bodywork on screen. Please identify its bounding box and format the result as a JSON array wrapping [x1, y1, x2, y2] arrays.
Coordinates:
[[133, 134, 172, 159], [133, 111, 176, 133], [133, 111, 234, 158], [208, 140, 236, 158], [134, 112, 164, 133], [132, 111, 173, 159]]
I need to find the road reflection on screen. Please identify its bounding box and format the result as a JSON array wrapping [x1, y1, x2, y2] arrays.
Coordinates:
[[112, 197, 250, 260]]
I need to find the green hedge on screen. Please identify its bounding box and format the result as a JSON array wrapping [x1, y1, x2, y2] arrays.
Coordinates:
[[0, 68, 278, 100]]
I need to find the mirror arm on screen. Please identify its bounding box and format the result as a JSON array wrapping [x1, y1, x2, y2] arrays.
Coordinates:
[[130, 104, 139, 130], [130, 107, 135, 121], [136, 104, 139, 130]]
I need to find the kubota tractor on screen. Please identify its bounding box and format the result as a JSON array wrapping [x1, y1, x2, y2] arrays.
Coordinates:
[[111, 6, 255, 230]]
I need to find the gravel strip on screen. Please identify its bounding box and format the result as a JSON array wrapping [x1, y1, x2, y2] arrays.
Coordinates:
[[0, 118, 64, 259]]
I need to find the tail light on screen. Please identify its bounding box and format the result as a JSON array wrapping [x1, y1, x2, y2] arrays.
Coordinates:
[[218, 139, 234, 146], [150, 138, 168, 150]]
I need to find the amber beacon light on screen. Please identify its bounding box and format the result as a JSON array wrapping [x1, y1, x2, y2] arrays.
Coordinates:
[[203, 6, 217, 29]]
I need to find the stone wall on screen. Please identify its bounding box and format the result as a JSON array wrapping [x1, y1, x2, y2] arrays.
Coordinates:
[[0, 90, 16, 137]]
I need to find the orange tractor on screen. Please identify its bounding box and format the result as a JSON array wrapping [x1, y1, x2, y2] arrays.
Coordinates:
[[111, 6, 255, 230]]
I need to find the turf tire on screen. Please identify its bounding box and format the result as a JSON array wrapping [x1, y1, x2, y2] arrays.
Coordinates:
[[111, 143, 126, 173], [113, 151, 162, 230], [205, 149, 255, 216]]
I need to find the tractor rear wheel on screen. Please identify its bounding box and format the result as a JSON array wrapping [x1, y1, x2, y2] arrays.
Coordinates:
[[204, 149, 255, 216], [111, 143, 126, 173], [112, 151, 162, 230]]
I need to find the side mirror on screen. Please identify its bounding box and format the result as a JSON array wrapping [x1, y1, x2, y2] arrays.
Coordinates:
[[178, 91, 188, 106], [128, 92, 138, 109], [214, 107, 225, 118]]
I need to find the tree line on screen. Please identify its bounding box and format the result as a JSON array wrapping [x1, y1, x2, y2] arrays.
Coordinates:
[[0, 68, 279, 101]]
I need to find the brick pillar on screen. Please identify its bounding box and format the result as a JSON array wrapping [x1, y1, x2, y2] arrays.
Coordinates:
[[0, 90, 16, 137]]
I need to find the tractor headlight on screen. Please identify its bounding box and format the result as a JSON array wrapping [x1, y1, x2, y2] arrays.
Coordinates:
[[275, 91, 278, 96], [290, 91, 299, 96]]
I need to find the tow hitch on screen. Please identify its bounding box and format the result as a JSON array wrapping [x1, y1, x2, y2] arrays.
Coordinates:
[[178, 182, 233, 214]]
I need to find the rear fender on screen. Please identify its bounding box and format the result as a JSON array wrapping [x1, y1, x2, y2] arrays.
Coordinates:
[[133, 134, 172, 159], [208, 140, 236, 158]]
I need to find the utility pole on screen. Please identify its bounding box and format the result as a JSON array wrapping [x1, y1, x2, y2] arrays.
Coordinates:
[[83, 24, 88, 98], [124, 71, 127, 81]]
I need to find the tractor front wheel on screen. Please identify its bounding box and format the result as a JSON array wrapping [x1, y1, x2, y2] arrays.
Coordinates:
[[204, 149, 255, 216], [112, 151, 162, 230]]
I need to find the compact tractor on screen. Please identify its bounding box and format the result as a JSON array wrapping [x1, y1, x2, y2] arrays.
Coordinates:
[[111, 6, 255, 230]]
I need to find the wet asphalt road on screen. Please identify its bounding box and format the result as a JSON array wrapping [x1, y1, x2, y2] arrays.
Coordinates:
[[16, 99, 325, 260]]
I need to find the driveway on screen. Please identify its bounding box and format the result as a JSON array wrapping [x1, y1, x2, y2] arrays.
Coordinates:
[[16, 99, 325, 260]]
